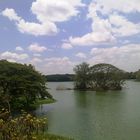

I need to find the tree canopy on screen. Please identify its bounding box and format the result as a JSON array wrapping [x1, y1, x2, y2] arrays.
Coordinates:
[[136, 70, 140, 81], [0, 60, 52, 111], [73, 62, 90, 89], [74, 63, 125, 91]]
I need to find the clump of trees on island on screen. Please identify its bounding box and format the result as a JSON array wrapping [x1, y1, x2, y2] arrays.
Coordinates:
[[0, 60, 53, 111], [74, 62, 125, 90]]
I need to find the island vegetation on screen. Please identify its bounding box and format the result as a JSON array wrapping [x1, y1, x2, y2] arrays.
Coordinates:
[[74, 62, 125, 90]]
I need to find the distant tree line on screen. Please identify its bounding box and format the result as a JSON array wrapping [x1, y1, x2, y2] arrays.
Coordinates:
[[46, 71, 140, 82], [123, 72, 137, 79], [46, 74, 74, 82], [135, 70, 140, 81]]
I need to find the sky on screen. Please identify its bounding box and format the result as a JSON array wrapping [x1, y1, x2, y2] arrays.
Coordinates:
[[0, 0, 140, 74]]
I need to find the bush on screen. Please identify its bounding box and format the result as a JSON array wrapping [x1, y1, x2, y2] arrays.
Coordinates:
[[0, 109, 47, 140]]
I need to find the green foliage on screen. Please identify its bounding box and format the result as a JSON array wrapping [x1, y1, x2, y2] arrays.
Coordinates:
[[35, 98, 56, 106], [136, 70, 140, 81], [123, 72, 136, 79], [74, 63, 125, 90], [73, 62, 90, 89], [90, 63, 125, 90], [0, 60, 53, 111], [36, 134, 74, 140], [46, 74, 74, 82]]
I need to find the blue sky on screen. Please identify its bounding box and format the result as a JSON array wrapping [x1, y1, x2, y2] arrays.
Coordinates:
[[0, 0, 140, 74]]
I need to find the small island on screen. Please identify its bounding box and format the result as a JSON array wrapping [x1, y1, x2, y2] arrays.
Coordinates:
[[74, 62, 125, 91]]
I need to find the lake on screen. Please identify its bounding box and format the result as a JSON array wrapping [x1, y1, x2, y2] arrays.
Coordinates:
[[35, 81, 140, 140]]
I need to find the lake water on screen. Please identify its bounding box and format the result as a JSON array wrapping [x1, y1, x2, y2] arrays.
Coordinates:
[[35, 81, 140, 140]]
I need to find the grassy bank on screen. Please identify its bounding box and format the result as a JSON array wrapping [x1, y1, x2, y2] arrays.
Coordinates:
[[29, 98, 56, 110], [36, 98, 56, 105], [36, 133, 74, 140]]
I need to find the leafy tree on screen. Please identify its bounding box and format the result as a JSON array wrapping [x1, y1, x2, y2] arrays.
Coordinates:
[[74, 63, 125, 90], [0, 60, 52, 110], [123, 72, 136, 79], [90, 63, 125, 90], [136, 69, 140, 81], [73, 62, 90, 89]]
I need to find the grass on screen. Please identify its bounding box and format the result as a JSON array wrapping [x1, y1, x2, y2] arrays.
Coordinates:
[[36, 98, 56, 105], [30, 98, 56, 109], [36, 133, 74, 140]]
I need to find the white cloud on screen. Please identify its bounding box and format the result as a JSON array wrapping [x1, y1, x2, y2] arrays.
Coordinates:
[[28, 43, 47, 53], [0, 51, 29, 61], [1, 8, 21, 21], [89, 44, 140, 71], [15, 46, 24, 51], [44, 57, 75, 74], [94, 0, 140, 14], [33, 53, 41, 57], [2, 0, 84, 36], [1, 8, 57, 36], [61, 43, 73, 49], [31, 0, 84, 22], [69, 32, 115, 46], [30, 57, 42, 64], [76, 52, 86, 58], [109, 14, 140, 37], [69, 1, 140, 46], [69, 3, 115, 46], [17, 19, 57, 36]]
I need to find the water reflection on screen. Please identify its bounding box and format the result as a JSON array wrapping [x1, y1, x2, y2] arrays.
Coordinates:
[[74, 90, 90, 108]]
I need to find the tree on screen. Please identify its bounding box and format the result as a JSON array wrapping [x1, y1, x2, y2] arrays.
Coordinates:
[[123, 72, 136, 79], [73, 62, 90, 89], [0, 60, 52, 110], [74, 63, 125, 90], [89, 63, 125, 90], [136, 69, 140, 81]]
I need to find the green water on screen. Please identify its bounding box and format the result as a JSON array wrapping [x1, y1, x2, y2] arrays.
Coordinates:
[[35, 81, 140, 140]]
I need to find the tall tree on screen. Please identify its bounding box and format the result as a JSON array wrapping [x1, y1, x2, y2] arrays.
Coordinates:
[[73, 62, 90, 89], [136, 69, 140, 81], [90, 63, 125, 90], [74, 63, 125, 91], [0, 60, 52, 110]]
